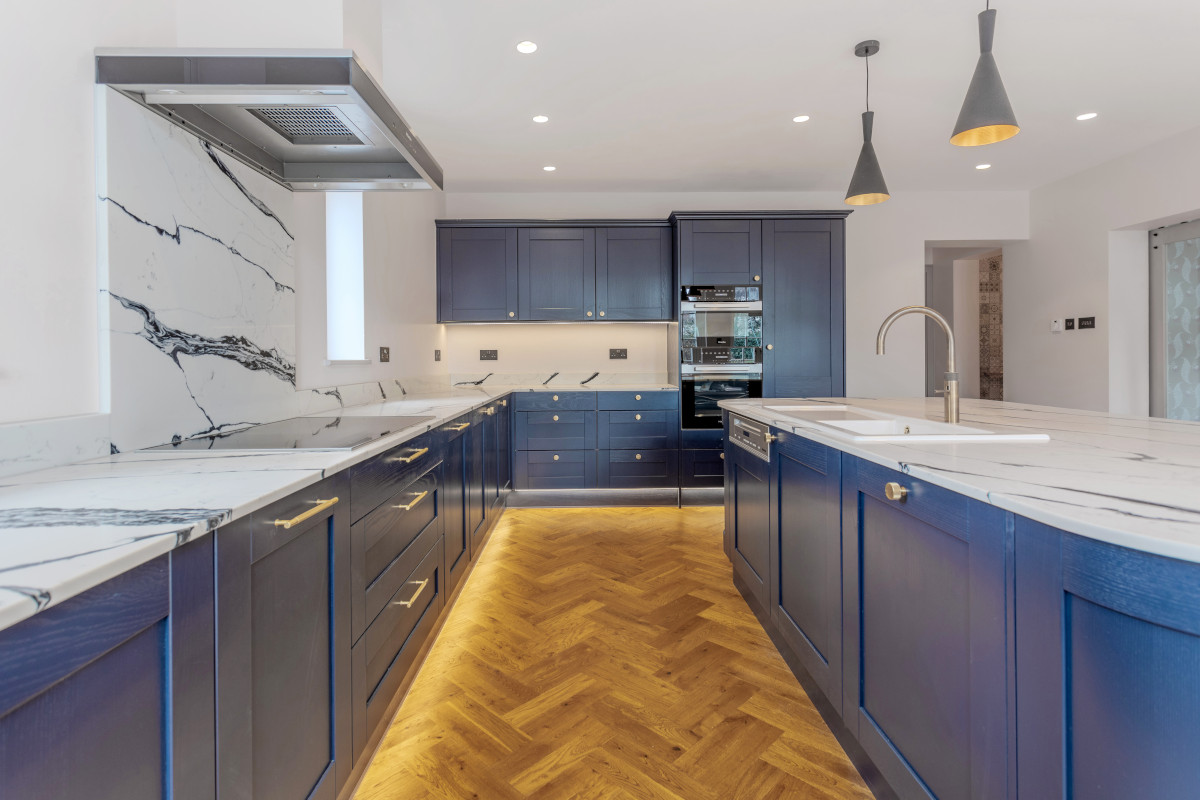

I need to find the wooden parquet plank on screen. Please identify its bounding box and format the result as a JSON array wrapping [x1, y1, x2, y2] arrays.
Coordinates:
[[351, 507, 870, 800]]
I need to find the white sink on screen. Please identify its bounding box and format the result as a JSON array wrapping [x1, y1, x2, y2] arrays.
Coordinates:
[[764, 405, 1050, 443]]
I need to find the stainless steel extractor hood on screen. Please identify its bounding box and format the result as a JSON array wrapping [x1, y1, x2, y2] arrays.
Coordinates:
[[96, 48, 443, 192]]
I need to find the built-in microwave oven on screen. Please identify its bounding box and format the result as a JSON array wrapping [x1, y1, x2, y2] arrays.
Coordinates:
[[680, 286, 763, 370]]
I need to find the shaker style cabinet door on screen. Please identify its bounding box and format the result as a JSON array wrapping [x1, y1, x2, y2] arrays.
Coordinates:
[[677, 218, 762, 285], [596, 226, 673, 320], [762, 219, 845, 398], [437, 227, 518, 322], [518, 227, 596, 321], [726, 436, 771, 609]]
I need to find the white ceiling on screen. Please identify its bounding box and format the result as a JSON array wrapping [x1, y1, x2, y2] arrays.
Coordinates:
[[381, 0, 1200, 193]]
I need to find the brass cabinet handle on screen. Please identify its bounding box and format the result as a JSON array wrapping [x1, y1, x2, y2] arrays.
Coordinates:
[[553, 454, 560, 461], [553, 415, 559, 421], [587, 311, 594, 317], [393, 579, 429, 608], [392, 447, 428, 464], [885, 482, 908, 502], [484, 407, 496, 416], [635, 394, 642, 400], [635, 414, 642, 420], [500, 398, 508, 407], [274, 497, 339, 529], [599, 311, 606, 317], [635, 454, 643, 460], [552, 394, 559, 401], [393, 490, 429, 512], [766, 344, 774, 351], [720, 453, 725, 460], [508, 311, 515, 318], [448, 422, 471, 432], [753, 275, 761, 282]]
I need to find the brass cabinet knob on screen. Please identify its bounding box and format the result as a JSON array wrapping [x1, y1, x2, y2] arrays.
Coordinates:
[[599, 311, 606, 317], [766, 344, 774, 351], [885, 482, 908, 502], [587, 311, 594, 317], [553, 415, 559, 421], [635, 454, 642, 460], [553, 454, 560, 461], [720, 453, 725, 460], [635, 414, 642, 420], [552, 394, 559, 401], [635, 394, 642, 400], [753, 275, 761, 282], [508, 311, 515, 318]]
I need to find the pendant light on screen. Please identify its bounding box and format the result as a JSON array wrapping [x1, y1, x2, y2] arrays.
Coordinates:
[[845, 40, 890, 206], [950, 3, 1020, 146]]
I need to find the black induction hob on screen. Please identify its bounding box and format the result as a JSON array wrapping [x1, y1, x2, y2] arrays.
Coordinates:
[[147, 415, 435, 451]]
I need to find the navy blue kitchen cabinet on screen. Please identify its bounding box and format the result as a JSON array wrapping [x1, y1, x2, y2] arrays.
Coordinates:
[[725, 435, 771, 609], [596, 226, 673, 320], [769, 431, 843, 714], [215, 472, 352, 800], [1015, 518, 1200, 800], [0, 538, 215, 800], [842, 457, 1010, 800], [519, 227, 596, 321], [441, 414, 473, 597], [762, 219, 845, 397], [676, 217, 763, 285], [516, 410, 598, 451], [437, 227, 518, 322], [466, 408, 490, 553], [682, 447, 725, 488], [484, 396, 512, 512]]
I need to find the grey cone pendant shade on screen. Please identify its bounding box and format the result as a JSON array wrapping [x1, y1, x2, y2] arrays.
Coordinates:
[[845, 111, 890, 206], [951, 8, 1020, 146], [845, 40, 889, 206]]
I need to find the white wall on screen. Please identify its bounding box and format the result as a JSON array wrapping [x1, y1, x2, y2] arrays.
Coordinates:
[[445, 191, 1030, 399], [445, 324, 670, 377], [1006, 124, 1200, 413], [952, 259, 981, 399]]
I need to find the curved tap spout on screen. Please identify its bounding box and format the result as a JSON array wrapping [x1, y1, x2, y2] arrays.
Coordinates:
[[876, 306, 960, 423]]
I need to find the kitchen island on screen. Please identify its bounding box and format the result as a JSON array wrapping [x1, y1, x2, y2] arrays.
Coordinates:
[[720, 396, 1200, 800]]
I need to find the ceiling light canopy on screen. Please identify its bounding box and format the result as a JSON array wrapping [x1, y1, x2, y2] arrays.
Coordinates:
[[951, 7, 1020, 147], [516, 41, 538, 54], [845, 40, 890, 206]]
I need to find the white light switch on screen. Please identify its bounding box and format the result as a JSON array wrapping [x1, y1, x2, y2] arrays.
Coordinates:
[[1050, 319, 1063, 333]]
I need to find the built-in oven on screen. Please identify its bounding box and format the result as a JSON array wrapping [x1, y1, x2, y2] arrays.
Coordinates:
[[681, 370, 764, 429], [680, 285, 765, 429]]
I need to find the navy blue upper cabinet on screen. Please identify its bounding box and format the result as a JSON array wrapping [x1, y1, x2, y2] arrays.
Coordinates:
[[770, 432, 843, 715], [519, 227, 596, 321], [437, 227, 518, 322], [1016, 519, 1200, 800], [0, 540, 215, 800], [596, 227, 673, 320], [216, 473, 352, 800], [763, 219, 845, 398], [677, 218, 763, 285], [842, 457, 1010, 800]]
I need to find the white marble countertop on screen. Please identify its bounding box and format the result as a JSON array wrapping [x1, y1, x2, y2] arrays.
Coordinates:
[[0, 383, 682, 632], [722, 397, 1200, 564]]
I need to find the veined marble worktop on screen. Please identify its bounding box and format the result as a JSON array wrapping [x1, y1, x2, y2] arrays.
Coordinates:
[[0, 384, 676, 632], [722, 397, 1200, 566]]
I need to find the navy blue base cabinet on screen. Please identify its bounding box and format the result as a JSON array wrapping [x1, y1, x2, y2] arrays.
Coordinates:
[[1016, 518, 1200, 799], [0, 538, 215, 800], [725, 437, 771, 609]]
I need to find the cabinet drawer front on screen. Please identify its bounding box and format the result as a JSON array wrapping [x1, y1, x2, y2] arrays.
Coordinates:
[[681, 448, 725, 487], [515, 411, 597, 450], [598, 410, 678, 450], [360, 538, 443, 699], [349, 433, 438, 523], [514, 451, 597, 490], [251, 474, 345, 563], [599, 449, 679, 489], [597, 390, 678, 410], [512, 391, 596, 411], [854, 459, 970, 540]]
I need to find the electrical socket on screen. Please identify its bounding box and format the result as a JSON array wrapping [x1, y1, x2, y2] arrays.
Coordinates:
[[434, 349, 441, 362], [609, 348, 628, 360], [379, 346, 390, 362], [1050, 319, 1063, 333], [480, 349, 498, 361]]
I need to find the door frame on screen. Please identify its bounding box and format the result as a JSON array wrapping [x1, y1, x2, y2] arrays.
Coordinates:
[[1150, 219, 1200, 418]]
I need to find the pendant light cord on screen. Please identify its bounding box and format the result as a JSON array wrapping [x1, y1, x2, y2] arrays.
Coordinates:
[[865, 53, 870, 111]]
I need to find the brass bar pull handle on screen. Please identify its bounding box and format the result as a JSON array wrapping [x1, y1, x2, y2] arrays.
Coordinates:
[[392, 447, 429, 464], [393, 579, 429, 608], [885, 482, 908, 502], [500, 399, 508, 407], [485, 407, 496, 416], [393, 490, 429, 512], [274, 497, 339, 529], [448, 422, 471, 431]]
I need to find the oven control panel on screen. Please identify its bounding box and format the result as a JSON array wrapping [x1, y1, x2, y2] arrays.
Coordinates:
[[681, 285, 762, 302]]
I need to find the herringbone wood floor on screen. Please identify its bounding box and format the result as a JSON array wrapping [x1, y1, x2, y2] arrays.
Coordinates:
[[353, 507, 871, 800]]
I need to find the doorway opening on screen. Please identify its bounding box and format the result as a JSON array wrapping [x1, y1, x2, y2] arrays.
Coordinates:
[[1150, 219, 1200, 420], [924, 245, 1005, 401]]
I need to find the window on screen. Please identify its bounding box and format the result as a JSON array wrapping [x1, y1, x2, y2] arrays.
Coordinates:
[[326, 192, 366, 362]]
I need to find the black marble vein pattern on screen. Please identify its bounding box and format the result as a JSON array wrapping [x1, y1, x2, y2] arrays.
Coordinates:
[[201, 141, 295, 241]]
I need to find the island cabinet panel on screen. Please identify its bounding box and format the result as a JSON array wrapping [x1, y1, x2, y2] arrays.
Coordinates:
[[726, 437, 771, 608], [595, 226, 673, 320], [518, 227, 596, 321], [437, 227, 518, 322], [842, 457, 1011, 800], [1016, 518, 1200, 800], [216, 472, 351, 800], [678, 218, 762, 285], [441, 416, 472, 597], [762, 219, 845, 398], [0, 539, 215, 800], [769, 432, 843, 714], [466, 409, 489, 553]]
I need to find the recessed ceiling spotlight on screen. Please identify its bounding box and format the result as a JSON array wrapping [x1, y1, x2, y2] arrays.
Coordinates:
[[792, 115, 811, 123], [976, 163, 992, 170], [1076, 112, 1098, 121], [543, 165, 557, 172], [516, 41, 538, 54], [532, 115, 549, 123]]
